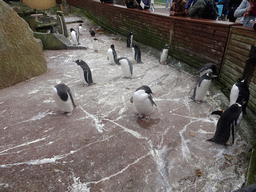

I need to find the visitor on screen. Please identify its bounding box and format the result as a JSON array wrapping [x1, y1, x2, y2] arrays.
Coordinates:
[[234, 0, 256, 27], [170, 0, 187, 16], [125, 0, 138, 8], [228, 0, 243, 22], [137, 0, 151, 10], [166, 0, 173, 10], [187, 0, 206, 18]]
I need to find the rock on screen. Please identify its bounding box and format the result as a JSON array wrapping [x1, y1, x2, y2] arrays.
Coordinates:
[[35, 38, 43, 50], [0, 0, 47, 89]]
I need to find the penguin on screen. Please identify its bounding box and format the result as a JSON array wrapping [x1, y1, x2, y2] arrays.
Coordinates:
[[159, 44, 169, 64], [53, 83, 76, 116], [49, 26, 56, 34], [75, 60, 94, 86], [93, 38, 99, 52], [132, 85, 157, 117], [132, 44, 143, 63], [70, 28, 79, 46], [207, 102, 244, 145], [127, 31, 133, 48], [78, 24, 83, 35], [107, 44, 117, 65], [230, 78, 250, 114], [197, 63, 218, 77], [115, 57, 133, 78], [89, 28, 96, 36], [191, 73, 218, 102]]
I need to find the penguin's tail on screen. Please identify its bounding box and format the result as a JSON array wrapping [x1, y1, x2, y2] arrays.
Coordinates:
[[206, 138, 214, 142]]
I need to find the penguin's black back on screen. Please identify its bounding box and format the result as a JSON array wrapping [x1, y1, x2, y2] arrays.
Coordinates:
[[75, 60, 94, 85], [197, 63, 218, 76], [136, 85, 153, 94], [89, 28, 95, 36], [55, 84, 70, 101], [235, 78, 250, 114], [127, 32, 132, 47]]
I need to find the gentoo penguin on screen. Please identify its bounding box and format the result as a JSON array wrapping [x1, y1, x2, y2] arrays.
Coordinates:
[[78, 24, 83, 35], [208, 102, 244, 145], [132, 44, 143, 63], [127, 31, 133, 48], [70, 28, 79, 46], [159, 44, 169, 64], [197, 63, 218, 77], [107, 44, 117, 65], [75, 60, 94, 86], [230, 78, 250, 114], [53, 83, 76, 116], [93, 38, 99, 52], [191, 73, 218, 102], [89, 28, 96, 36], [132, 85, 157, 117], [115, 57, 133, 78], [233, 183, 256, 192]]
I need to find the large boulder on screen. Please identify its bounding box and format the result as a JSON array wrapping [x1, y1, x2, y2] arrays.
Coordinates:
[[0, 0, 47, 89]]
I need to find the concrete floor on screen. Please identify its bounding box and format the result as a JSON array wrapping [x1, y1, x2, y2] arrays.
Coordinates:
[[0, 16, 251, 192]]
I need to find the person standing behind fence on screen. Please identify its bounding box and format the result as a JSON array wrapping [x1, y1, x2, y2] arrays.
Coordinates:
[[125, 0, 138, 8], [228, 0, 242, 21], [169, 0, 187, 16], [166, 0, 173, 10], [185, 0, 197, 14], [234, 0, 256, 27], [136, 0, 151, 10], [187, 0, 206, 18]]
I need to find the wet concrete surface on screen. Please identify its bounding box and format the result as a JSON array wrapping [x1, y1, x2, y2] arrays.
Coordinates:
[[0, 16, 252, 192]]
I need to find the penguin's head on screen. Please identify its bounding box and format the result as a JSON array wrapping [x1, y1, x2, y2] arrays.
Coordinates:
[[70, 28, 74, 32], [110, 44, 115, 49], [136, 85, 153, 95], [236, 78, 247, 87], [79, 24, 82, 27], [75, 59, 83, 65], [94, 38, 98, 41], [130, 31, 133, 35], [164, 44, 169, 49]]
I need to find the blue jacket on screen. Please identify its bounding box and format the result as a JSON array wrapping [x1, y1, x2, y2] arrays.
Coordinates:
[[185, 0, 197, 9]]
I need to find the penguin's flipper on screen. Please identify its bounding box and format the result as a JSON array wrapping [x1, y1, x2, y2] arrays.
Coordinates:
[[211, 110, 224, 116], [148, 95, 157, 107], [231, 123, 235, 145], [87, 70, 94, 85], [68, 90, 76, 108], [83, 70, 89, 84], [206, 138, 214, 142]]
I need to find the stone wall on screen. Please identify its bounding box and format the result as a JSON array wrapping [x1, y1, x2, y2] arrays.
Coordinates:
[[0, 0, 47, 89]]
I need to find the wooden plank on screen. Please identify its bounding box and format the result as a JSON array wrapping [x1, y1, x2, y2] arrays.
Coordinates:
[[230, 33, 256, 45], [229, 38, 253, 51], [249, 87, 256, 99], [226, 49, 248, 62], [224, 59, 244, 74], [219, 75, 233, 90], [222, 64, 243, 79], [225, 55, 246, 69], [227, 44, 250, 58], [221, 67, 237, 83], [232, 26, 256, 40], [249, 81, 256, 93]]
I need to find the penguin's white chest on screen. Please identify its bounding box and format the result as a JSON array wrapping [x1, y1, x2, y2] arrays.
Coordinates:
[[77, 65, 86, 84], [120, 60, 132, 78], [133, 91, 154, 115], [230, 84, 239, 106], [93, 40, 99, 51], [160, 49, 168, 63], [78, 26, 82, 34], [107, 49, 115, 64], [195, 79, 211, 101], [130, 35, 133, 45], [71, 31, 78, 45], [132, 48, 135, 61], [53, 88, 74, 113]]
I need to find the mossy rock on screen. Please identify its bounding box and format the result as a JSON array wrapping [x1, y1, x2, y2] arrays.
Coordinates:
[[0, 0, 47, 89]]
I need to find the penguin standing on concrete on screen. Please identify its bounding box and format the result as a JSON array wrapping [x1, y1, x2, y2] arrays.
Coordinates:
[[127, 31, 133, 48], [159, 44, 169, 64], [207, 102, 244, 145], [70, 28, 79, 46], [75, 60, 94, 86], [191, 73, 218, 102], [78, 24, 83, 35], [230, 78, 250, 114], [89, 28, 96, 36], [197, 63, 218, 77], [132, 85, 157, 117], [93, 38, 99, 52], [132, 44, 143, 63], [107, 44, 117, 64], [115, 57, 133, 78], [53, 83, 76, 116]]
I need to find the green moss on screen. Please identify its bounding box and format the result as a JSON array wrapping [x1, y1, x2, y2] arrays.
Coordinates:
[[246, 149, 256, 186]]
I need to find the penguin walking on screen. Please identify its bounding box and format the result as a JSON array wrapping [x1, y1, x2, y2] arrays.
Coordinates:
[[53, 83, 76, 116], [127, 31, 133, 48], [107, 44, 117, 64], [207, 102, 244, 145], [191, 73, 218, 102], [89, 28, 96, 36], [75, 60, 95, 86], [78, 24, 83, 35], [230, 78, 250, 114], [159, 44, 169, 64], [132, 44, 143, 63], [132, 85, 157, 118], [197, 63, 218, 77], [70, 28, 79, 46], [93, 38, 99, 52], [115, 57, 133, 78]]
